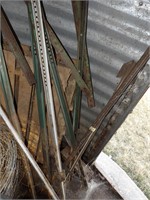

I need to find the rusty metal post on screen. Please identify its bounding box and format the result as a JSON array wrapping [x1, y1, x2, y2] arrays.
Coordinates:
[[44, 19, 76, 147], [72, 1, 90, 133], [72, 0, 95, 108], [25, 84, 36, 146], [26, 1, 51, 180], [44, 16, 93, 100], [14, 61, 20, 110], [30, 1, 66, 198]]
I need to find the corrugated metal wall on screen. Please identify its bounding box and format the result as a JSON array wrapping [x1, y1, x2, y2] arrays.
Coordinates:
[[1, 0, 150, 129]]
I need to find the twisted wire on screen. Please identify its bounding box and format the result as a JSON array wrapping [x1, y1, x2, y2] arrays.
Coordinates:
[[0, 124, 20, 198]]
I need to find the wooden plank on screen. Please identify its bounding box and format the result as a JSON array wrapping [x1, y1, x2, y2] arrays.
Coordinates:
[[1, 49, 75, 158]]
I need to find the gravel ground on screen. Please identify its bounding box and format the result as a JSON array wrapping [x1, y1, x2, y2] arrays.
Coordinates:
[[104, 88, 150, 199]]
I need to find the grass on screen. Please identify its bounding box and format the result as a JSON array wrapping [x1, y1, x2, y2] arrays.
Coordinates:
[[104, 88, 150, 199]]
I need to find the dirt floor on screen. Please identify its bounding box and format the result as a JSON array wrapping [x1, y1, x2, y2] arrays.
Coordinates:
[[104, 88, 150, 199], [66, 166, 122, 200]]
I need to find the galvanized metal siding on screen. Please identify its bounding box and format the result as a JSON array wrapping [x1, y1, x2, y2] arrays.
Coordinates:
[[1, 0, 150, 129]]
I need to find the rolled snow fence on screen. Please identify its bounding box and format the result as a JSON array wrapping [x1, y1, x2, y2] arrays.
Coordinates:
[[95, 152, 148, 200]]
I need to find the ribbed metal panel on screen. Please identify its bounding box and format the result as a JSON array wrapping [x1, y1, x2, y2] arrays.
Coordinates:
[[1, 0, 150, 130]]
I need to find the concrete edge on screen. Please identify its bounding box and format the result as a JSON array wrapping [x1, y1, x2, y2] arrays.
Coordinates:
[[94, 152, 148, 200]]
